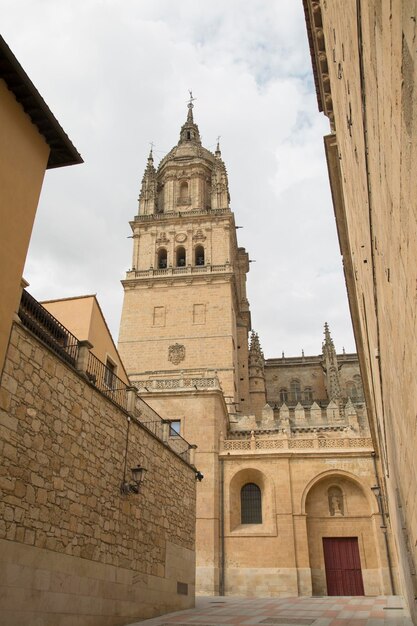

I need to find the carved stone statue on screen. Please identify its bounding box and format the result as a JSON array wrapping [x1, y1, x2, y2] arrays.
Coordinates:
[[328, 487, 344, 516]]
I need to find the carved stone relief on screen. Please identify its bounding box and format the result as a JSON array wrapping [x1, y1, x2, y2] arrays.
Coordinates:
[[156, 232, 170, 245], [193, 229, 206, 242], [168, 344, 186, 365]]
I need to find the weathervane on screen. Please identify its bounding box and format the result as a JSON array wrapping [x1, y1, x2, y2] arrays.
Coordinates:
[[188, 89, 196, 107]]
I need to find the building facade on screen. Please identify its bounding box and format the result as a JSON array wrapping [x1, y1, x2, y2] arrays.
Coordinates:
[[118, 103, 395, 598], [303, 0, 417, 620], [0, 35, 82, 376]]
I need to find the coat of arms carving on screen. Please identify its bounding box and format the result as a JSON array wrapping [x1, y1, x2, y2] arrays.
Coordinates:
[[168, 343, 185, 365]]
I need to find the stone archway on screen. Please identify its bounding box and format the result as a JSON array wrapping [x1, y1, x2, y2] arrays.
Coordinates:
[[305, 473, 382, 596]]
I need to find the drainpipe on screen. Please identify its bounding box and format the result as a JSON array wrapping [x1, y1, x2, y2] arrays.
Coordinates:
[[372, 452, 396, 594], [219, 457, 225, 596]]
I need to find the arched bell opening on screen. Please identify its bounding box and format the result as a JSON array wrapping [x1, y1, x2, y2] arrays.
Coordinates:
[[176, 246, 186, 267], [157, 248, 167, 269], [195, 245, 205, 266]]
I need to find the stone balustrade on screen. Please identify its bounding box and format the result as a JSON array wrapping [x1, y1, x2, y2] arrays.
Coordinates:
[[221, 434, 373, 453], [126, 263, 231, 280], [135, 376, 221, 392]]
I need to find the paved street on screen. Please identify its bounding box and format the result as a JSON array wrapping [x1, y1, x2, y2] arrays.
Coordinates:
[[129, 595, 413, 626]]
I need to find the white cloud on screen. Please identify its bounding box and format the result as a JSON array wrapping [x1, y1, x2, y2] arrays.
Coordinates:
[[2, 0, 356, 358]]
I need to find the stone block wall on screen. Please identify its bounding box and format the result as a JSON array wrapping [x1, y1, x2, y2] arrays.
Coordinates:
[[303, 0, 417, 618], [0, 321, 196, 625]]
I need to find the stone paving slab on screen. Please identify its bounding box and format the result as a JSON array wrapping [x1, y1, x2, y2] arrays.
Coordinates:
[[127, 596, 414, 626]]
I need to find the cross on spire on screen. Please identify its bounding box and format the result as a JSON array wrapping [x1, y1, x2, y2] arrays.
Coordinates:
[[187, 90, 196, 122]]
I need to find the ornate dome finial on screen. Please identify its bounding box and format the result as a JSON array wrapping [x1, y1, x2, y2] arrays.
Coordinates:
[[178, 91, 201, 146], [187, 90, 195, 122]]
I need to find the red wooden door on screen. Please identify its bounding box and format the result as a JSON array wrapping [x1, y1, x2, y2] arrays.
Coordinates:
[[323, 537, 365, 595]]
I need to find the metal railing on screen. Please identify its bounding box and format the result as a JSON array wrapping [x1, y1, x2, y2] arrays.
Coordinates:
[[86, 352, 129, 411], [135, 396, 191, 463], [18, 290, 194, 464], [19, 290, 79, 366]]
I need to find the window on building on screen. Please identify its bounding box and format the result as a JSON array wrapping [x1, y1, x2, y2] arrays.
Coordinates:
[[346, 381, 358, 400], [279, 388, 288, 403], [156, 183, 164, 213], [176, 246, 186, 267], [104, 358, 116, 389], [290, 379, 301, 402], [157, 248, 167, 269], [179, 181, 189, 200], [353, 374, 363, 399], [240, 483, 262, 524], [169, 420, 181, 436], [304, 387, 313, 402], [195, 245, 205, 266]]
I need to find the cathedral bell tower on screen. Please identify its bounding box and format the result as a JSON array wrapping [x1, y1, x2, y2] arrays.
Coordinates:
[[118, 100, 251, 412], [118, 101, 252, 595]]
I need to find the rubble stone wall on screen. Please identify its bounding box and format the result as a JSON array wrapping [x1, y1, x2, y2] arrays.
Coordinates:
[[0, 321, 196, 625]]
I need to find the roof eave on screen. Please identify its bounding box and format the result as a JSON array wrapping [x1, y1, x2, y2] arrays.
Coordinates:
[[0, 35, 83, 169]]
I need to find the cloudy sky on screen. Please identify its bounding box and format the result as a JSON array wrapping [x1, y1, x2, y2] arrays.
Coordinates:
[[3, 0, 356, 358]]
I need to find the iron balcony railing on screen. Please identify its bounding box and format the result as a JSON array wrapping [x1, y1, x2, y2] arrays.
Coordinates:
[[86, 352, 129, 412], [135, 396, 191, 463], [19, 289, 79, 366], [18, 290, 194, 464]]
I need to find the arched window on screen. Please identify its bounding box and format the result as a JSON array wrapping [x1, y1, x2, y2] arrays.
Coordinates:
[[195, 245, 205, 266], [290, 379, 301, 402], [279, 388, 288, 403], [156, 183, 164, 213], [241, 483, 262, 524], [346, 381, 358, 400], [353, 374, 363, 399], [304, 387, 313, 402], [180, 181, 189, 199], [176, 246, 186, 267], [157, 248, 167, 269]]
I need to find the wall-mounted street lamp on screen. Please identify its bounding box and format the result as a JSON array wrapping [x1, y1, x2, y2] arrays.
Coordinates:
[[195, 471, 204, 482], [121, 465, 147, 495], [371, 485, 383, 516]]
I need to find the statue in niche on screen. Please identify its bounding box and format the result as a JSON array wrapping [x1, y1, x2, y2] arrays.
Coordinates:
[[328, 486, 344, 516]]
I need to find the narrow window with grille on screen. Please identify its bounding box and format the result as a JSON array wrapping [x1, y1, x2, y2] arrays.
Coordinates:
[[240, 483, 262, 524]]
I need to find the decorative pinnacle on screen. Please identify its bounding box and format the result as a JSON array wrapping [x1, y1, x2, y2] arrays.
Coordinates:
[[215, 135, 221, 157], [323, 321, 334, 347], [147, 144, 154, 164]]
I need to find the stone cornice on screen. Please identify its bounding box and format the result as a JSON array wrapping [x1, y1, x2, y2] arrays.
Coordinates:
[[303, 0, 335, 130]]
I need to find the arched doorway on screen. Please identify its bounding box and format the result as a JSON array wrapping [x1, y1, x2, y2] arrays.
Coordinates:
[[305, 473, 381, 596]]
